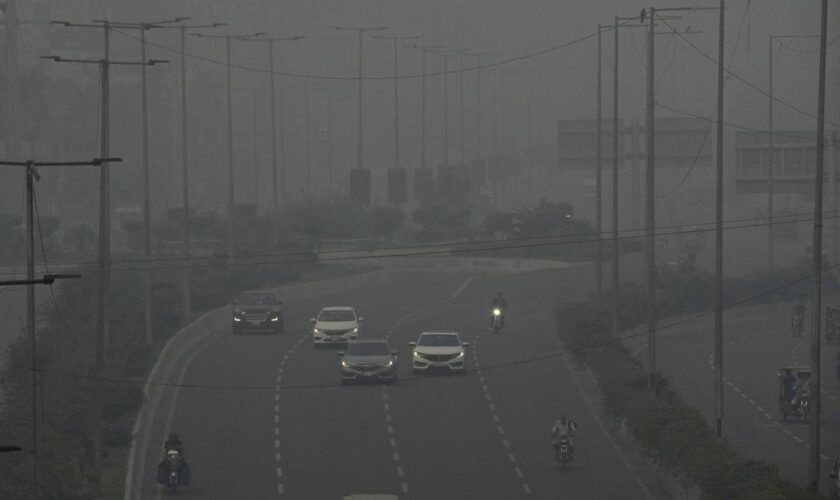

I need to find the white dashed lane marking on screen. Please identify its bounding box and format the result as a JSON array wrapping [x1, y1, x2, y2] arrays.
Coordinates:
[[472, 330, 531, 495], [704, 332, 832, 463], [272, 332, 309, 496]]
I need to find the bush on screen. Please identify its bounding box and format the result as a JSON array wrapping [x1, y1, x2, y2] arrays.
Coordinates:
[[556, 300, 823, 500]]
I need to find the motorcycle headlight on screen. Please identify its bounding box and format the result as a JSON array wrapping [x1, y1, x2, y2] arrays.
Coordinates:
[[493, 308, 501, 316]]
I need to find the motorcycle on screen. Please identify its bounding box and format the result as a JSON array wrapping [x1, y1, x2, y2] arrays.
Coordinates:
[[554, 436, 571, 469], [491, 308, 504, 334], [157, 449, 190, 492]]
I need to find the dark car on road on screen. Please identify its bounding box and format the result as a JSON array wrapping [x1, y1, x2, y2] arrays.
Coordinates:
[[231, 291, 284, 334], [338, 340, 398, 384]]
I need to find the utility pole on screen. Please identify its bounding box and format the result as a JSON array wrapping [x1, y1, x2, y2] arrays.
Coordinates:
[[609, 17, 646, 340], [1, 157, 118, 500], [767, 34, 819, 271], [45, 20, 164, 488], [191, 31, 265, 257], [334, 26, 387, 187], [372, 34, 422, 175], [809, 0, 828, 489], [596, 25, 604, 309], [104, 19, 180, 346], [645, 7, 657, 392], [0, 134, 87, 493], [239, 35, 303, 240], [611, 18, 620, 341], [640, 5, 710, 392], [714, 0, 725, 440]]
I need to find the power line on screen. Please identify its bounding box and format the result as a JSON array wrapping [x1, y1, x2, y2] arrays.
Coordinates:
[[656, 100, 839, 145], [109, 26, 596, 81], [656, 15, 840, 129], [0, 208, 834, 277], [4, 210, 839, 276]]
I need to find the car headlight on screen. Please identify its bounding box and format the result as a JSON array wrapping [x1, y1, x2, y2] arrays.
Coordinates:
[[313, 328, 321, 334], [341, 361, 349, 368], [351, 327, 359, 333], [233, 316, 242, 322], [270, 316, 280, 322], [455, 351, 464, 358], [413, 351, 422, 358], [385, 360, 394, 367]]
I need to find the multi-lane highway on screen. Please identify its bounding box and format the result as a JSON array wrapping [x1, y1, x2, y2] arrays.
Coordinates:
[[130, 264, 653, 499]]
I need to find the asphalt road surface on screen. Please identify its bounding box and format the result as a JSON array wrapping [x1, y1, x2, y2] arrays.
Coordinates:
[[626, 303, 840, 496], [134, 265, 652, 499]]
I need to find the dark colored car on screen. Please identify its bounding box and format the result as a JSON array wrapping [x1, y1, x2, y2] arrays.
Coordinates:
[[231, 291, 284, 334], [338, 340, 398, 384]]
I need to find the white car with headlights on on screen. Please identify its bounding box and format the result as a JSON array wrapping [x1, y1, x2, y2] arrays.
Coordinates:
[[409, 331, 469, 374], [311, 307, 362, 347]]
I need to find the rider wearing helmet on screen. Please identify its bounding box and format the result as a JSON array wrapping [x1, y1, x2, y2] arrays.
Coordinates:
[[551, 415, 578, 460], [164, 433, 185, 455]]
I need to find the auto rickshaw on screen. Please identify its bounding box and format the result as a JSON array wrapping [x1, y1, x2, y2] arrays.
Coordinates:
[[778, 366, 811, 422]]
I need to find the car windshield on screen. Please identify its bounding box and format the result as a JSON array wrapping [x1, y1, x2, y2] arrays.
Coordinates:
[[418, 334, 460, 346], [239, 292, 276, 306], [319, 310, 356, 322], [346, 342, 390, 356]]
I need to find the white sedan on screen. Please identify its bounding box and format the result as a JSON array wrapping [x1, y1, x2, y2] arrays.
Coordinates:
[[311, 307, 363, 347], [409, 331, 469, 374]]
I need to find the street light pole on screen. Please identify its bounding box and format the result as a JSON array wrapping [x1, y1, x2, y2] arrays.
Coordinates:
[[372, 34, 422, 184], [334, 26, 387, 178], [191, 31, 265, 257], [405, 43, 448, 174], [151, 20, 223, 317], [238, 35, 303, 240]]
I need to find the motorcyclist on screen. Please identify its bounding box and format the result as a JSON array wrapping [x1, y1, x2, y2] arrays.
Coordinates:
[[490, 292, 508, 326], [791, 374, 810, 408], [551, 415, 578, 460]]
